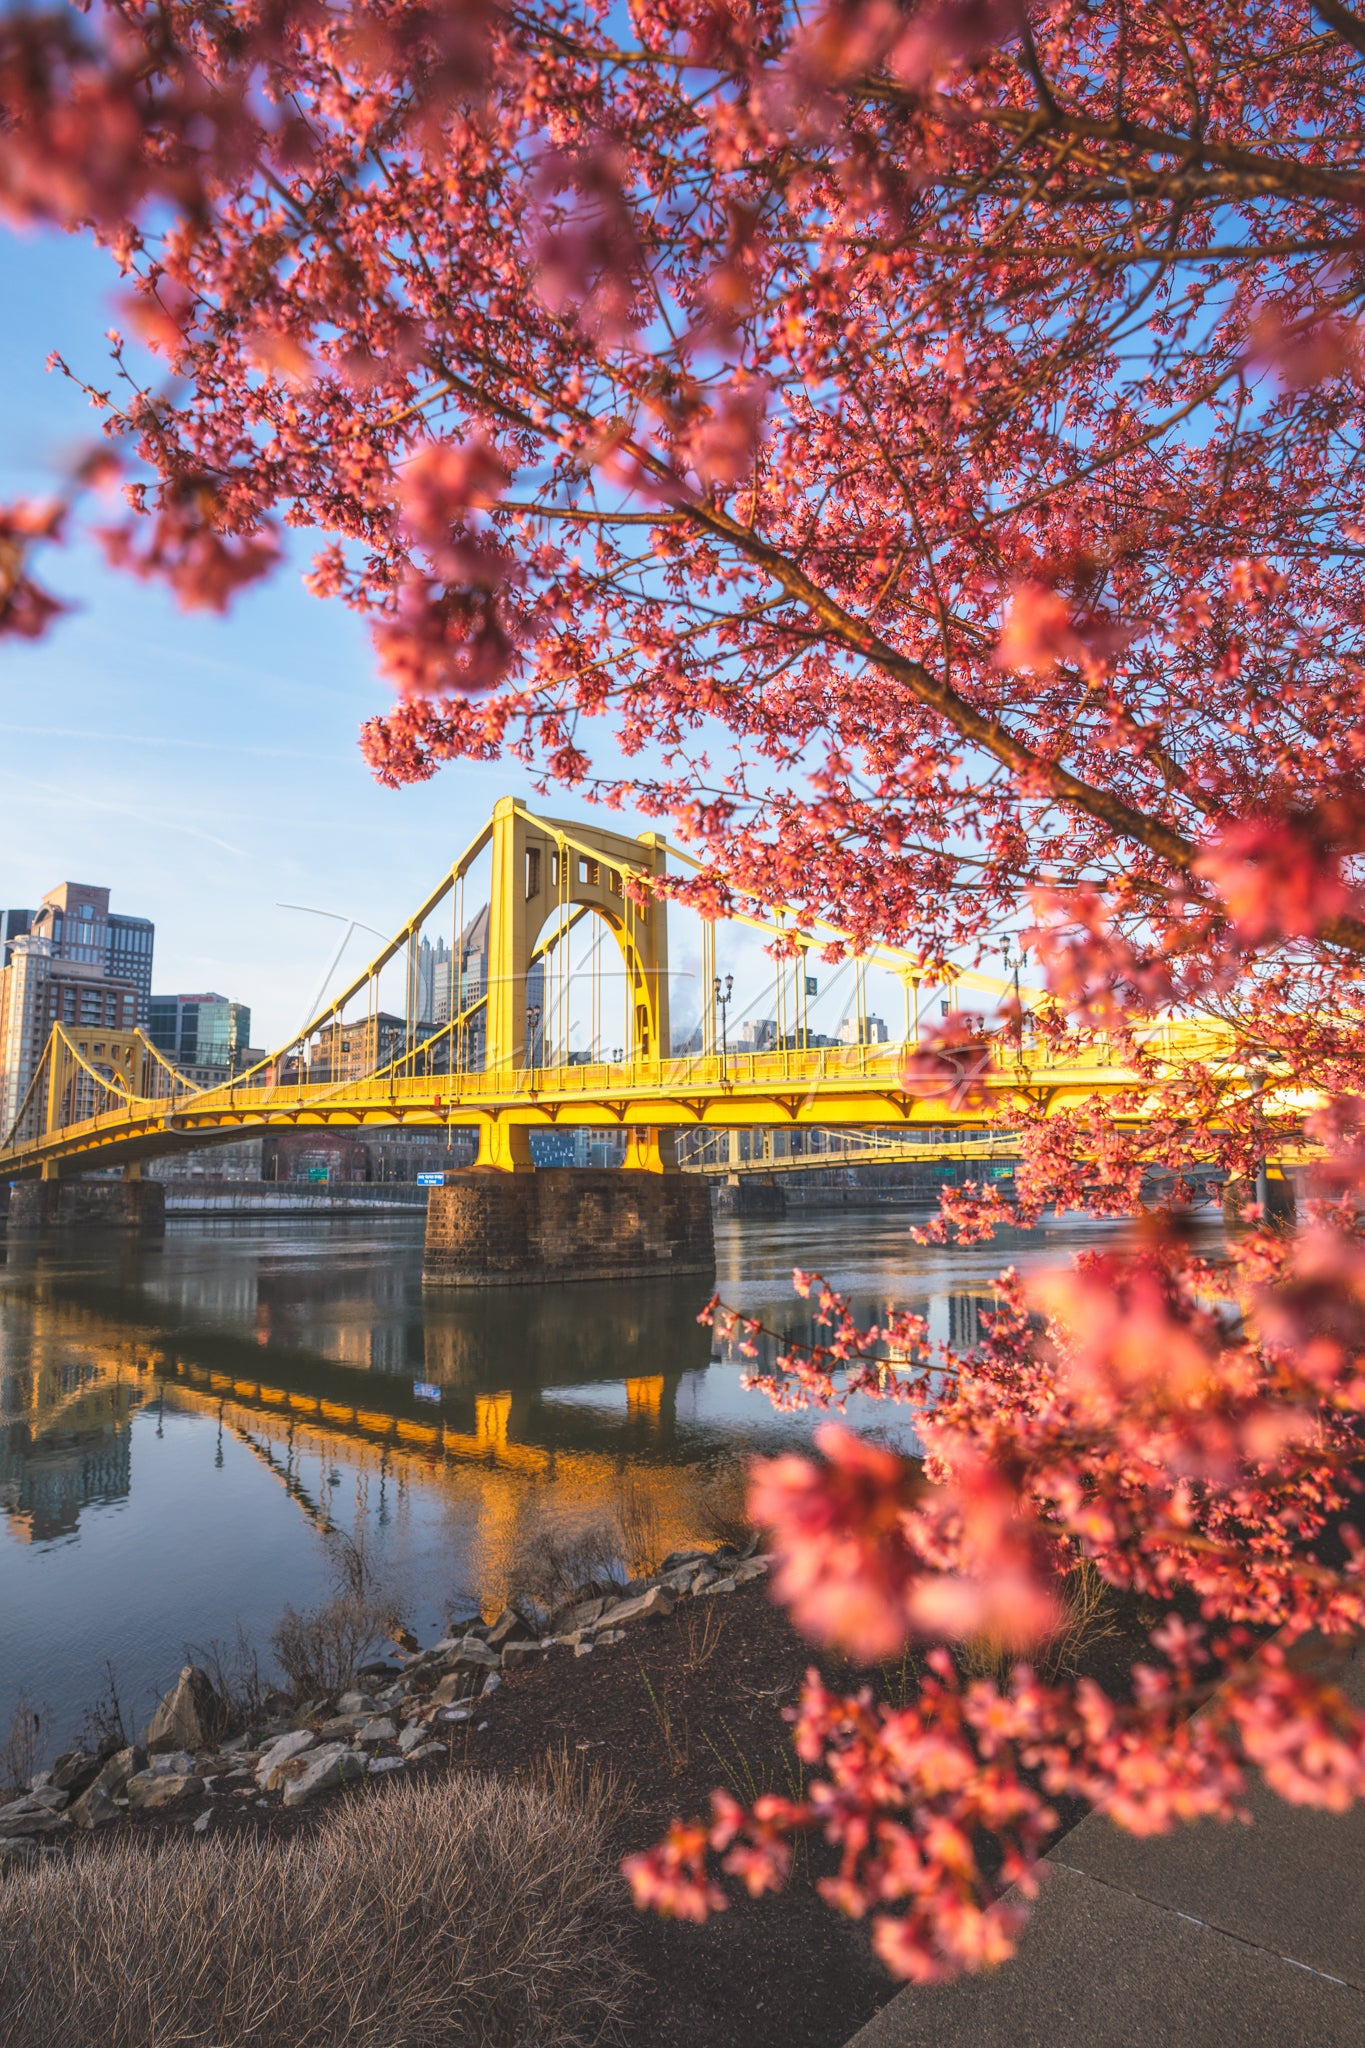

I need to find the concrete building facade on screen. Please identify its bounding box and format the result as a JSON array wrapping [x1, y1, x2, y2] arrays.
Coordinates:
[[0, 883, 153, 1138]]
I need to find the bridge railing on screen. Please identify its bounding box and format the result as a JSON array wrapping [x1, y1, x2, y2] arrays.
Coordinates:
[[0, 1013, 1249, 1170]]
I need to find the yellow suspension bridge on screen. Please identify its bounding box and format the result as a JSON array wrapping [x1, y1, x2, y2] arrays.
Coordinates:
[[0, 796, 1264, 1189]]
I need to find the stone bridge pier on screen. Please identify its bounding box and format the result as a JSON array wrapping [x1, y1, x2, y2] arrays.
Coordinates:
[[422, 1129, 714, 1287], [7, 1175, 166, 1234]]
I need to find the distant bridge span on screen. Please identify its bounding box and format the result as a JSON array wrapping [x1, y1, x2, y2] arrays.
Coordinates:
[[0, 797, 1273, 1186]]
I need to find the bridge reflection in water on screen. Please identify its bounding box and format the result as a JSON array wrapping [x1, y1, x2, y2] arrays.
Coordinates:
[[0, 1211, 1059, 1736]]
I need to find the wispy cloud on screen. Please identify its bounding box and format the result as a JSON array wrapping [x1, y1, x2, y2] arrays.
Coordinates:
[[0, 770, 246, 856], [0, 723, 349, 764]]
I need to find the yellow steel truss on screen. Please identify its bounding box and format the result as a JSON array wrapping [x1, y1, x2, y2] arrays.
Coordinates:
[[0, 799, 1301, 1182]]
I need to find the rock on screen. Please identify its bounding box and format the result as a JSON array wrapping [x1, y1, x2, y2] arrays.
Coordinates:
[[500, 1640, 545, 1667], [19, 1786, 68, 1813], [356, 1718, 397, 1745], [404, 1743, 444, 1764], [733, 1556, 770, 1584], [569, 1595, 606, 1629], [599, 1585, 676, 1627], [368, 1755, 405, 1774], [146, 1665, 219, 1754], [657, 1562, 707, 1593], [69, 1781, 121, 1830], [192, 1809, 213, 1834], [485, 1608, 534, 1647], [219, 1731, 253, 1755], [335, 1691, 372, 1716], [280, 1744, 366, 1809], [0, 1836, 38, 1862], [318, 1715, 360, 1741], [698, 1575, 738, 1596], [0, 1793, 69, 1837], [126, 1772, 202, 1812], [397, 1723, 431, 1754], [660, 1549, 706, 1573], [357, 1661, 403, 1681], [428, 1672, 478, 1709], [86, 1745, 145, 1800], [597, 1628, 626, 1646], [254, 1729, 316, 1790], [443, 1636, 500, 1671], [481, 1672, 502, 1695], [28, 1769, 54, 1790], [574, 1641, 594, 1657], [149, 1750, 197, 1778]]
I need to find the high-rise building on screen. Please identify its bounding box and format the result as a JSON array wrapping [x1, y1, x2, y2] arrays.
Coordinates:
[[0, 933, 51, 1135], [149, 992, 252, 1081], [0, 883, 152, 1136], [1, 908, 33, 969], [107, 912, 155, 1022]]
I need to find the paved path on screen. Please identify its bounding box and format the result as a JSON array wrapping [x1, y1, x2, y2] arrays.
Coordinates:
[[847, 1641, 1365, 2048]]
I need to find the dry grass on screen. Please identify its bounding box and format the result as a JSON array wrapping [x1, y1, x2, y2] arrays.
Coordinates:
[[958, 1559, 1122, 1687], [0, 1761, 632, 2048]]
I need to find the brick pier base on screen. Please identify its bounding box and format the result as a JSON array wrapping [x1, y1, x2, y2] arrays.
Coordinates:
[[423, 1170, 715, 1287], [6, 1179, 167, 1233]]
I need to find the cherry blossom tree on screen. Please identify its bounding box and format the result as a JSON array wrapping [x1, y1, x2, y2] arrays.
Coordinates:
[[5, 0, 1365, 1979]]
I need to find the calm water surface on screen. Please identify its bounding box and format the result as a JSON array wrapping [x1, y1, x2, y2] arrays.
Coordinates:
[[1, 1207, 1117, 1744]]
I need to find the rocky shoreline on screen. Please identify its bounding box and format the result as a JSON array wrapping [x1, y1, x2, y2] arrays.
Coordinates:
[[0, 1539, 769, 1862]]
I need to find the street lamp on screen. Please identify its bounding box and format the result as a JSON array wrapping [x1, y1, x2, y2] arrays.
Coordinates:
[[1001, 935, 1022, 1017], [714, 973, 734, 1078]]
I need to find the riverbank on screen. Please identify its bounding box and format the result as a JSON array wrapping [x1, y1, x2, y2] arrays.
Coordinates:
[[0, 1533, 1157, 2048]]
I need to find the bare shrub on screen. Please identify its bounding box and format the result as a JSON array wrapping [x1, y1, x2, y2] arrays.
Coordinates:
[[0, 1696, 45, 1800], [614, 1470, 664, 1578], [184, 1626, 267, 1741], [692, 1460, 752, 1551], [0, 1765, 631, 2048], [508, 1520, 622, 1615], [959, 1559, 1122, 1687], [271, 1530, 406, 1700], [73, 1662, 127, 1760], [271, 1595, 399, 1701]]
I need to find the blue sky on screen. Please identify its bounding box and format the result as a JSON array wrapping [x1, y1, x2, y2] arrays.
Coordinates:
[[0, 228, 579, 1048]]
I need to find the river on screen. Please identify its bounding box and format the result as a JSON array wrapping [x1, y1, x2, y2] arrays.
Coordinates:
[[1, 1205, 1120, 1748]]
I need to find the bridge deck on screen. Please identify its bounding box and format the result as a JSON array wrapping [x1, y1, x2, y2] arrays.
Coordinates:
[[0, 1028, 1273, 1181]]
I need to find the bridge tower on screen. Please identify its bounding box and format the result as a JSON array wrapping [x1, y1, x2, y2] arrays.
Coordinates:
[[425, 800, 708, 1283], [484, 796, 670, 1072]]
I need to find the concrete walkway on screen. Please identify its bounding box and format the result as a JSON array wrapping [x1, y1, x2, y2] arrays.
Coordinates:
[[848, 1642, 1365, 2048]]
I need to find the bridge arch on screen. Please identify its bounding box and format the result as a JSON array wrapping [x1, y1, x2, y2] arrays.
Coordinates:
[[484, 798, 670, 1069]]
